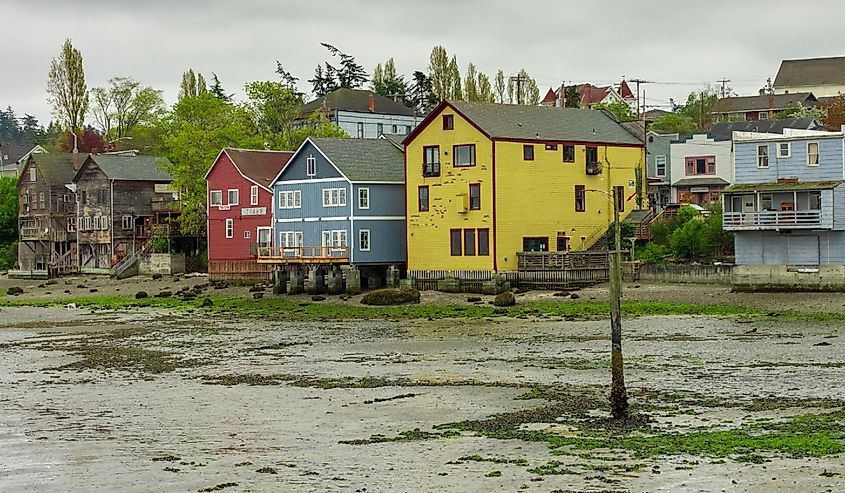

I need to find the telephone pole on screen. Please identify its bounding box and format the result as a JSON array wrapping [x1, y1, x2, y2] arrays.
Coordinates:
[[629, 78, 651, 120], [510, 73, 528, 105], [717, 78, 731, 99]]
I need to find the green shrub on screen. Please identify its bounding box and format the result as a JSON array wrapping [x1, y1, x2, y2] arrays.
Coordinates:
[[360, 288, 421, 306], [603, 221, 636, 250], [669, 218, 708, 261], [151, 234, 169, 253], [649, 221, 671, 246], [0, 241, 18, 270], [635, 243, 669, 264], [673, 205, 700, 229]]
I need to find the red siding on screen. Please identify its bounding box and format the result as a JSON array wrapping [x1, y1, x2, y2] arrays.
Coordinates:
[[206, 153, 274, 261]]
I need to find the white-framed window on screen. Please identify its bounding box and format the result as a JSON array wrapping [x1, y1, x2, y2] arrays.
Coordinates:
[[250, 185, 259, 205], [655, 155, 667, 177], [29, 167, 36, 182], [322, 187, 347, 207], [84, 216, 92, 231], [306, 155, 317, 176], [92, 216, 99, 230], [758, 111, 768, 120], [225, 218, 234, 238], [38, 192, 45, 209], [358, 187, 370, 209], [777, 142, 791, 158], [757, 144, 769, 168], [122, 215, 133, 230], [357, 122, 364, 138], [322, 230, 348, 248], [807, 142, 820, 166], [66, 216, 76, 233], [278, 190, 301, 209], [102, 216, 109, 230], [210, 190, 223, 206], [243, 230, 251, 239], [359, 229, 370, 251], [280, 231, 303, 248], [227, 189, 239, 205]]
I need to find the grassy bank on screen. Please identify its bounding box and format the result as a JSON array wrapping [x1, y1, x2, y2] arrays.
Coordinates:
[[2, 293, 844, 322]]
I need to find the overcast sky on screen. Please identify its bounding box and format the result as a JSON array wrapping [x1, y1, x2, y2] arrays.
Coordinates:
[[4, 0, 845, 126]]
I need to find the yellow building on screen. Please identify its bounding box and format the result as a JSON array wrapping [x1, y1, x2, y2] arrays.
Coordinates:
[[403, 100, 645, 274]]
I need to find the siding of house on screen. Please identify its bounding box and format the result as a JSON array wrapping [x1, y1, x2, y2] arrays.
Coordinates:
[[735, 231, 845, 265], [776, 84, 845, 98], [206, 153, 273, 261], [669, 135, 733, 202], [647, 133, 673, 181], [335, 111, 417, 139], [734, 137, 844, 184]]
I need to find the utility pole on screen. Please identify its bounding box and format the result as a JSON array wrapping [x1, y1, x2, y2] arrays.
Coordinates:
[[510, 73, 527, 105], [610, 188, 627, 420], [629, 78, 651, 120], [718, 78, 731, 99], [560, 81, 566, 108]]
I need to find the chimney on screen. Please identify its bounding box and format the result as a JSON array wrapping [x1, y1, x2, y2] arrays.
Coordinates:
[[368, 93, 375, 112]]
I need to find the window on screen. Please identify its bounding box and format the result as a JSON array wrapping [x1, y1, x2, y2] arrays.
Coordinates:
[[377, 123, 384, 135], [685, 156, 716, 175], [423, 146, 441, 176], [357, 122, 364, 138], [556, 234, 570, 252], [655, 155, 667, 177], [243, 230, 251, 239], [418, 186, 429, 212], [777, 142, 791, 158], [405, 125, 411, 134], [278, 190, 301, 209], [809, 191, 821, 210], [464, 229, 476, 256], [563, 145, 575, 162], [121, 215, 133, 230], [477, 228, 490, 256], [613, 186, 625, 213], [306, 155, 317, 176], [210, 190, 222, 206], [250, 185, 259, 205], [227, 189, 239, 205], [358, 188, 370, 209], [322, 187, 347, 207], [29, 167, 36, 182], [758, 111, 768, 120], [575, 185, 586, 212], [757, 144, 769, 168], [523, 145, 535, 161], [67, 216, 76, 233], [453, 144, 476, 167], [469, 183, 481, 210], [38, 193, 45, 209], [442, 114, 454, 130], [83, 216, 92, 231], [586, 146, 598, 165], [392, 124, 398, 133], [545, 143, 558, 151], [450, 229, 462, 256], [523, 237, 549, 252], [808, 142, 820, 166], [761, 194, 773, 211], [359, 229, 370, 251], [225, 218, 233, 238], [322, 230, 348, 248], [280, 231, 303, 248]]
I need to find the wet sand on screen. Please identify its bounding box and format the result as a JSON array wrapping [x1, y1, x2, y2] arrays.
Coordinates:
[[0, 305, 843, 492]]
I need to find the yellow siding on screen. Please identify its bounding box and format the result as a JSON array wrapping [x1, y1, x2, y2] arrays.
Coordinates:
[[495, 142, 644, 271], [405, 108, 495, 271]]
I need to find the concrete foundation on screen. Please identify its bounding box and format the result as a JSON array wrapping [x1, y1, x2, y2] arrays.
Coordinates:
[[139, 253, 185, 276], [272, 268, 288, 295], [482, 276, 510, 295], [306, 266, 325, 294], [345, 266, 362, 294], [287, 268, 305, 295], [731, 264, 845, 291], [386, 265, 401, 288], [436, 277, 462, 293], [327, 266, 344, 295]]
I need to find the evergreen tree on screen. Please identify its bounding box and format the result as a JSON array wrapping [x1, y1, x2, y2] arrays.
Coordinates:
[[209, 73, 232, 102], [309, 64, 331, 97], [409, 71, 435, 114], [320, 43, 367, 89], [563, 85, 582, 108], [0, 107, 22, 142], [371, 58, 407, 102]]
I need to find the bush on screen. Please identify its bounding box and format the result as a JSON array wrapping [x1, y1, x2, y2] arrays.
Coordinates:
[[603, 221, 636, 250], [673, 205, 700, 229], [360, 288, 420, 306], [493, 291, 516, 307], [649, 221, 671, 246], [635, 243, 669, 264], [669, 218, 708, 261], [151, 234, 169, 254], [0, 241, 18, 270]]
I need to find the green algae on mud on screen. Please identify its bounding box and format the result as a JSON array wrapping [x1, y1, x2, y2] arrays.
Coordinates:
[[4, 293, 845, 321]]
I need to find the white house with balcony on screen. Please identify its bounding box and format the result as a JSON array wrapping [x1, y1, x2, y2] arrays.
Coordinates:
[[724, 128, 845, 267]]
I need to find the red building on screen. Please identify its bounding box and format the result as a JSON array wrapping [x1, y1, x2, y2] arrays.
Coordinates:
[[205, 148, 293, 281]]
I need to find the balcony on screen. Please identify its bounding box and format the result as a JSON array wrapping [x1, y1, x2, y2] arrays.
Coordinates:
[[256, 246, 350, 264], [422, 162, 441, 178], [152, 197, 181, 213], [723, 210, 824, 230], [586, 162, 602, 175], [20, 225, 50, 241]]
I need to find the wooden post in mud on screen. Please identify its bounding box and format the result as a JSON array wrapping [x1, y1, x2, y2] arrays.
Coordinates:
[[610, 192, 629, 419]]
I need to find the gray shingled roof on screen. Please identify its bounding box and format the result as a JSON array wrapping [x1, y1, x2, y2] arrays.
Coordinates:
[[88, 154, 173, 182], [301, 88, 415, 117], [774, 56, 845, 88], [310, 137, 404, 182], [709, 117, 822, 140], [25, 153, 89, 186], [711, 93, 817, 114], [448, 101, 643, 145]]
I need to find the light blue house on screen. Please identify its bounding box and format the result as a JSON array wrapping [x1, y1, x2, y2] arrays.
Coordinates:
[[269, 137, 405, 291], [724, 128, 845, 267]]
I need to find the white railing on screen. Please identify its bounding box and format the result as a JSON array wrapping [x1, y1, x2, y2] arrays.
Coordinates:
[[256, 246, 350, 263], [723, 210, 823, 229]]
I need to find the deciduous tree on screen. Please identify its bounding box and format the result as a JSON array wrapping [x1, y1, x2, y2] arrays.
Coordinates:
[[650, 113, 697, 134], [494, 70, 506, 104], [593, 100, 637, 122], [46, 39, 88, 130], [823, 94, 845, 129], [178, 69, 207, 100], [464, 63, 479, 101]]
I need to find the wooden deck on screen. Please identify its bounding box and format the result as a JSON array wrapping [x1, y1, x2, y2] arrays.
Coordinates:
[[256, 246, 350, 265], [517, 251, 609, 271]]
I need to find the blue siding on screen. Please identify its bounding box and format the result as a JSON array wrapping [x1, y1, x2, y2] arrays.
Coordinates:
[[274, 180, 351, 220], [734, 137, 844, 184], [278, 141, 345, 181], [352, 183, 405, 217], [834, 184, 845, 230], [353, 219, 405, 264]]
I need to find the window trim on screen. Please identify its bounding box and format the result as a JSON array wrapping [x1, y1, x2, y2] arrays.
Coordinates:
[[468, 183, 481, 210], [758, 111, 769, 120], [757, 144, 769, 169], [359, 229, 371, 252], [655, 155, 667, 177], [463, 229, 476, 256], [449, 228, 462, 256], [227, 188, 239, 206], [29, 167, 36, 182], [452, 144, 476, 167], [545, 143, 558, 151], [278, 190, 302, 209], [225, 218, 234, 239], [575, 185, 586, 212], [423, 145, 441, 177], [357, 122, 364, 138], [586, 146, 599, 165], [613, 186, 625, 213], [442, 114, 454, 130], [523, 144, 535, 161], [418, 185, 429, 212], [563, 144, 576, 163], [306, 155, 317, 176], [250, 185, 259, 206], [322, 187, 347, 207], [243, 230, 251, 239], [777, 142, 791, 158], [477, 228, 490, 256], [210, 190, 223, 206], [807, 141, 820, 166], [358, 187, 370, 210]]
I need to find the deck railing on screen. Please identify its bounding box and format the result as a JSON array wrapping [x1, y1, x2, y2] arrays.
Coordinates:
[[517, 251, 609, 271], [151, 198, 181, 213], [723, 210, 823, 230], [256, 246, 350, 264], [20, 226, 50, 240]]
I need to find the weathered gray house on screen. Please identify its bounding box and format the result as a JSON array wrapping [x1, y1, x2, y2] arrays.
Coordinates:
[[73, 154, 174, 272], [17, 153, 87, 275]]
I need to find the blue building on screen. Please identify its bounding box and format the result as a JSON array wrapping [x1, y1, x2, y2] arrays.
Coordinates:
[[724, 128, 845, 266], [268, 137, 405, 290]]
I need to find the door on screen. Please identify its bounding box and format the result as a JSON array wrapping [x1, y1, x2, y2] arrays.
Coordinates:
[[257, 227, 271, 256]]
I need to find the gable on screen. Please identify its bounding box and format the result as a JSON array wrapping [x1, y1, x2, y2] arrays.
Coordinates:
[[276, 140, 345, 183]]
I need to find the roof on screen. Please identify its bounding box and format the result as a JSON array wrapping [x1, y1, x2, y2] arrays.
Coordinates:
[[711, 93, 817, 114], [0, 143, 42, 165], [710, 117, 822, 140], [301, 88, 415, 117], [84, 154, 173, 182], [541, 88, 558, 105], [224, 148, 293, 189], [620, 121, 646, 143], [725, 180, 844, 193], [576, 83, 613, 107], [774, 56, 845, 88], [23, 153, 89, 186], [309, 137, 404, 182], [437, 100, 643, 146], [378, 133, 405, 150], [618, 80, 634, 99], [673, 177, 730, 187]]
